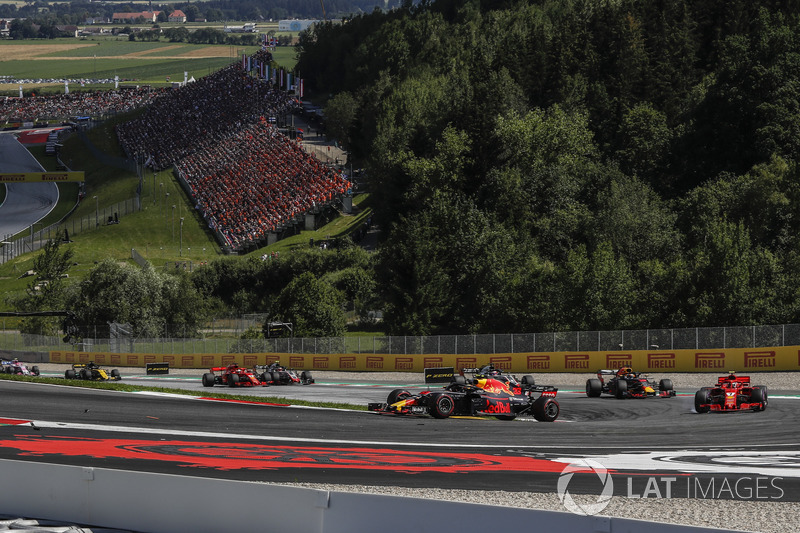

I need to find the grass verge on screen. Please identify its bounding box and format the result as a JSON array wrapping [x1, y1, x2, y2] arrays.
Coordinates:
[[0, 373, 366, 411]]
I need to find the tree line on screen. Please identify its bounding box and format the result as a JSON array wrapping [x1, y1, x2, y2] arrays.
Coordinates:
[[296, 0, 800, 335]]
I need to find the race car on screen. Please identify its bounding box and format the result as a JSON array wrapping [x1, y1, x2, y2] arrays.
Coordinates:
[[254, 362, 314, 385], [65, 362, 121, 381], [1, 359, 40, 376], [202, 363, 265, 387], [368, 364, 560, 421], [694, 372, 767, 413], [586, 366, 674, 399]]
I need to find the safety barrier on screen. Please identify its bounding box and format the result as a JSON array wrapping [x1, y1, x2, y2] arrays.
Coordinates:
[[0, 459, 727, 533], [49, 345, 800, 372]]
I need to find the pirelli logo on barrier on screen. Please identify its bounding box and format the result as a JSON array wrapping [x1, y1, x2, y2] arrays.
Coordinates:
[[424, 357, 444, 368], [647, 353, 676, 369], [289, 356, 305, 368], [565, 354, 589, 369], [314, 357, 329, 369], [607, 354, 632, 368], [695, 352, 725, 369], [221, 355, 236, 366], [490, 357, 512, 370], [395, 358, 413, 370], [366, 356, 383, 369], [201, 355, 214, 367], [527, 355, 550, 370], [181, 356, 193, 367], [456, 357, 477, 370], [243, 355, 257, 367], [744, 351, 776, 369], [339, 357, 356, 369]]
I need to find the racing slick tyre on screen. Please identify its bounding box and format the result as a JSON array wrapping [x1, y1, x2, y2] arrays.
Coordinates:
[[659, 379, 673, 393], [228, 373, 240, 387], [110, 369, 121, 380], [586, 379, 602, 398], [750, 386, 768, 411], [202, 373, 216, 387], [495, 415, 516, 421], [387, 389, 412, 404], [694, 389, 711, 413], [80, 368, 92, 380], [271, 372, 282, 384], [300, 371, 314, 384], [65, 369, 76, 379], [614, 379, 628, 399], [3, 367, 10, 374], [429, 393, 455, 419], [31, 366, 40, 376], [532, 397, 560, 422], [521, 375, 536, 388]]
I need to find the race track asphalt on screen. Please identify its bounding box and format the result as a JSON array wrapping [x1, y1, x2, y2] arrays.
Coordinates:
[[0, 132, 58, 239], [0, 377, 797, 502]]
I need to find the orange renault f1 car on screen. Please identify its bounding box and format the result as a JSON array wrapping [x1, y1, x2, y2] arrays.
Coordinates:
[[368, 364, 560, 421], [586, 366, 675, 399], [694, 372, 768, 413]]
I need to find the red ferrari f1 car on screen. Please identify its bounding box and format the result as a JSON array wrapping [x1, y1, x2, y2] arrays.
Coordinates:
[[202, 364, 265, 387], [586, 367, 675, 399], [368, 364, 560, 421], [694, 372, 768, 413]]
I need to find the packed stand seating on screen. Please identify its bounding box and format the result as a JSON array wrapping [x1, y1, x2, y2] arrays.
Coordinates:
[[0, 88, 161, 123], [116, 62, 300, 171], [175, 119, 351, 249]]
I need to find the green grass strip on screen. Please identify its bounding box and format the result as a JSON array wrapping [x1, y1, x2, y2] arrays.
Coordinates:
[[0, 373, 366, 411]]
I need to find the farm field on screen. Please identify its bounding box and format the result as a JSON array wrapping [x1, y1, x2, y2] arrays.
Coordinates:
[[0, 39, 298, 91]]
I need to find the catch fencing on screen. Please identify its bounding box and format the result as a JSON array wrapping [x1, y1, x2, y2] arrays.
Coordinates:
[[1, 323, 799, 355]]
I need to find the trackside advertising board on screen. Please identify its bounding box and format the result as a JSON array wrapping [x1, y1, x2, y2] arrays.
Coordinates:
[[0, 172, 85, 182], [50, 347, 800, 372]]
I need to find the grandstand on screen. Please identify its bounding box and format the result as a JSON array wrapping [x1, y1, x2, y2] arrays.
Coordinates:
[[116, 51, 350, 254]]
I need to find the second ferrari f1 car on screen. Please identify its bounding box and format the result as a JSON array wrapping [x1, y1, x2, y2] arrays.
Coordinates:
[[202, 364, 265, 387], [586, 366, 674, 399], [368, 364, 560, 421], [694, 372, 767, 413]]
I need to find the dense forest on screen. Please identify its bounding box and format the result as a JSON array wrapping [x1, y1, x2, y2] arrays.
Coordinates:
[[293, 0, 800, 335], [0, 0, 406, 24]]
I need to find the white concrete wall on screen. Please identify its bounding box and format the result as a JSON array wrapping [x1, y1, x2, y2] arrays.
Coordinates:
[[0, 459, 736, 533]]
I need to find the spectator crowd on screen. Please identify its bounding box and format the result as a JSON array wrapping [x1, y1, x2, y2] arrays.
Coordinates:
[[175, 119, 350, 249], [0, 87, 161, 123]]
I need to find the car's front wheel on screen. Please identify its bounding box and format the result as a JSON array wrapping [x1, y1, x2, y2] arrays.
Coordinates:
[[694, 389, 711, 413], [429, 393, 455, 419], [202, 373, 215, 387]]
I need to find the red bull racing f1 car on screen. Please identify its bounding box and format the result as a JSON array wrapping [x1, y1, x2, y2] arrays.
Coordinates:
[[586, 367, 674, 399], [368, 364, 560, 421], [694, 372, 768, 413]]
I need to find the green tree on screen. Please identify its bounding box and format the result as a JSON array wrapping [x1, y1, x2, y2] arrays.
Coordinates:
[[270, 272, 346, 337], [9, 233, 74, 336]]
